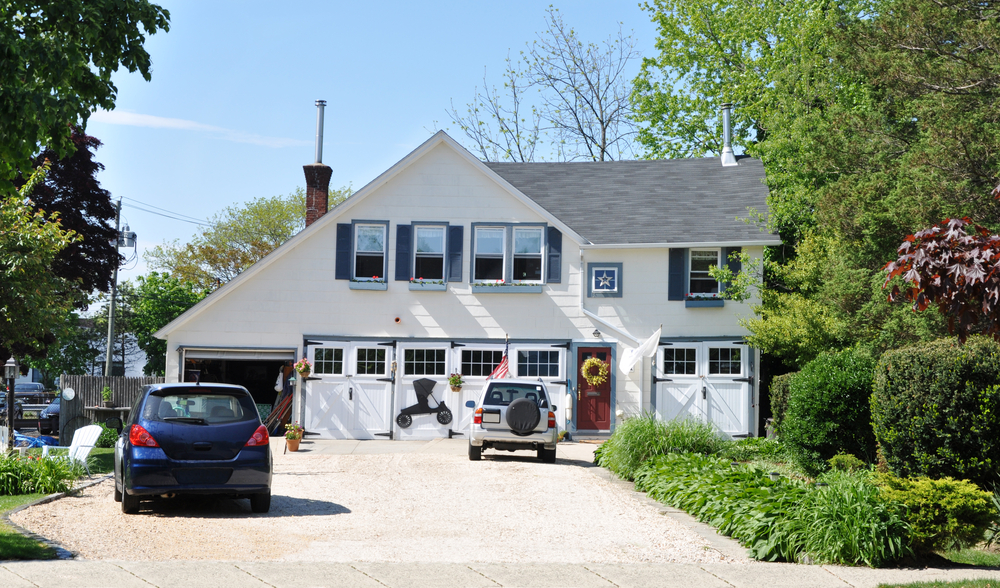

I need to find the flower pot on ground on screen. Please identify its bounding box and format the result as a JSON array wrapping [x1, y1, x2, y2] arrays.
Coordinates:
[[285, 422, 304, 451], [286, 437, 300, 452]]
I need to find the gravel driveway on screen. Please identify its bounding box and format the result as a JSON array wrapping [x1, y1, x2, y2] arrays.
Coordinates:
[[11, 439, 748, 564]]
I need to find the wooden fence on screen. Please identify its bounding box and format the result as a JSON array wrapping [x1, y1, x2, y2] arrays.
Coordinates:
[[58, 375, 164, 443]]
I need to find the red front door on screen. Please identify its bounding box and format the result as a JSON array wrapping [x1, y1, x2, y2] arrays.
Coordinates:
[[577, 347, 611, 430]]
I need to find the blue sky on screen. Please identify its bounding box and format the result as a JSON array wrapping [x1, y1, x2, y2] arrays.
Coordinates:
[[87, 0, 659, 283]]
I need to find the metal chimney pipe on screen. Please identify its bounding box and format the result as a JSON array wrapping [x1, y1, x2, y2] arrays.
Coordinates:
[[720, 103, 737, 167], [314, 99, 327, 164]]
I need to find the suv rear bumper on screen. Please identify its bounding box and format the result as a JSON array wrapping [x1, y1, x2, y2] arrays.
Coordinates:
[[469, 426, 557, 450]]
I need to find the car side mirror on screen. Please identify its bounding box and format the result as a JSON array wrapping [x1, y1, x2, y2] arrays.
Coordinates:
[[465, 400, 475, 408], [552, 405, 557, 412], [106, 417, 123, 432]]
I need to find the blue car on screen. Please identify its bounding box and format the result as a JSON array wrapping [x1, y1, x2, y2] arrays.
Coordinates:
[[114, 382, 273, 514]]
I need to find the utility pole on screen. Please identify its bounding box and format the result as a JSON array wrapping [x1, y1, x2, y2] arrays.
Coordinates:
[[104, 199, 121, 377]]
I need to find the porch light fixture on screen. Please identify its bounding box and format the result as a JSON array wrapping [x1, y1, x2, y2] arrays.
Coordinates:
[[592, 329, 601, 338]]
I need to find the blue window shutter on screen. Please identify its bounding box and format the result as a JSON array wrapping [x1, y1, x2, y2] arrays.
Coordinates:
[[447, 225, 463, 282], [723, 246, 742, 294], [546, 227, 562, 283], [668, 248, 688, 301], [395, 224, 412, 281], [335, 223, 352, 280]]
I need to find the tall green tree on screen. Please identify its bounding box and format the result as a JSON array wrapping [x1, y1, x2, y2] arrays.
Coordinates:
[[145, 187, 351, 292], [127, 273, 206, 376], [0, 0, 169, 192], [25, 310, 103, 387]]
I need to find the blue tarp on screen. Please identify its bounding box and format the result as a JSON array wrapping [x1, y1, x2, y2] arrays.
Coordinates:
[[13, 433, 57, 448]]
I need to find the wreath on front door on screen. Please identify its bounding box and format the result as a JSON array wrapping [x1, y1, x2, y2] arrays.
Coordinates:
[[581, 357, 609, 387]]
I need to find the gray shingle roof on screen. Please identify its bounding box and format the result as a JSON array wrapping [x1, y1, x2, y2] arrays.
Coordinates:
[[485, 156, 775, 246]]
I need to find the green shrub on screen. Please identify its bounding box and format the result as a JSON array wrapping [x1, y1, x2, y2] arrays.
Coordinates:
[[872, 336, 1000, 489], [720, 436, 788, 462], [96, 423, 118, 448], [0, 455, 81, 495], [876, 474, 994, 554], [828, 452, 866, 473], [782, 347, 876, 475], [768, 372, 796, 436], [597, 414, 729, 480], [633, 453, 911, 567]]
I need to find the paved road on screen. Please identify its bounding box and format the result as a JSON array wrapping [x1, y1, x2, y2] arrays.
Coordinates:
[[2, 439, 999, 587]]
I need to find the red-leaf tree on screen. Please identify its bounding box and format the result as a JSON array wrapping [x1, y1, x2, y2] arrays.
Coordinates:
[[885, 187, 1000, 342]]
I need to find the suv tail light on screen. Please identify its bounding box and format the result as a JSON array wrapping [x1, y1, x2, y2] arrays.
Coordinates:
[[473, 408, 483, 425], [245, 424, 269, 446], [129, 424, 159, 447], [548, 411, 556, 428]]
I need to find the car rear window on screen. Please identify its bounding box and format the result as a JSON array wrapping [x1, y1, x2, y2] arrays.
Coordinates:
[[143, 389, 257, 424], [483, 383, 547, 407]]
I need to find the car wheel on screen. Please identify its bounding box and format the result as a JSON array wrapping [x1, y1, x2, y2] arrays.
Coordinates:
[[436, 408, 453, 425], [121, 489, 140, 514], [469, 442, 482, 461], [538, 447, 557, 463], [114, 481, 122, 502], [250, 491, 271, 513], [506, 398, 541, 434], [396, 413, 412, 428]]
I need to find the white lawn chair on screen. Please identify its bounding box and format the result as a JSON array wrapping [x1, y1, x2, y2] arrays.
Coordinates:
[[42, 424, 102, 476]]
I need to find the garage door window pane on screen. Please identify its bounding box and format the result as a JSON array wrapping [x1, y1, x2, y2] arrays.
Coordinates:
[[516, 350, 560, 377], [356, 348, 386, 375], [664, 349, 697, 375], [708, 348, 741, 375], [404, 349, 446, 375], [461, 349, 504, 376], [315, 348, 343, 375]]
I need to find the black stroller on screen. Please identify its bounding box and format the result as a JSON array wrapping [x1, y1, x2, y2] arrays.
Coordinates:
[[396, 378, 453, 428]]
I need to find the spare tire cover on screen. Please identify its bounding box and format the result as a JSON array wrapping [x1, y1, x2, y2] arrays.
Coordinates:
[[506, 398, 541, 434]]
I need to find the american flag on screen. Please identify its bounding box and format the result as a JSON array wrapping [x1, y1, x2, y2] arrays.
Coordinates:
[[488, 337, 509, 380]]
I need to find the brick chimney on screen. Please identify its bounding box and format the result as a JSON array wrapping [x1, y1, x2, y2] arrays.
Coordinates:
[[304, 100, 332, 227]]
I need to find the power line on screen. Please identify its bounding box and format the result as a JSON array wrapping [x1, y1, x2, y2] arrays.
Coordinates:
[[120, 196, 213, 227]]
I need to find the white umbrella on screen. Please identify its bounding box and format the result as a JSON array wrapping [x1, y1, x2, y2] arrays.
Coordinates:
[[618, 325, 662, 375]]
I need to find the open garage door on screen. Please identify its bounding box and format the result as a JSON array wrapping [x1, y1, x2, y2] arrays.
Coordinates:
[[180, 347, 297, 407]]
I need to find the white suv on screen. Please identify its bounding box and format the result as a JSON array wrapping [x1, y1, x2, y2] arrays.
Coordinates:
[[468, 378, 558, 463]]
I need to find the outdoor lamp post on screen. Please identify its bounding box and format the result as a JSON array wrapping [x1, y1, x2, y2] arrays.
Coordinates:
[[4, 357, 17, 453]]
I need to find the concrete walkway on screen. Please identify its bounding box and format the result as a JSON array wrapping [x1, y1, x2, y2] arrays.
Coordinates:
[[2, 439, 999, 587]]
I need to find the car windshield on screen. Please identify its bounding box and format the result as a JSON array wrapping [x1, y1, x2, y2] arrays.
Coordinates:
[[143, 390, 256, 424], [483, 383, 547, 407]]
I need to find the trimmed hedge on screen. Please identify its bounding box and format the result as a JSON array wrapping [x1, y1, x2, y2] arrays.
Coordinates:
[[769, 372, 795, 436], [872, 336, 1000, 489], [782, 347, 877, 475]]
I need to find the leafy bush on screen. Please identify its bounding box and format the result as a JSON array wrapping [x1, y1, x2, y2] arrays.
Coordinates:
[[720, 436, 788, 462], [633, 453, 911, 567], [828, 452, 866, 472], [782, 347, 876, 475], [872, 336, 1000, 489], [597, 414, 729, 480], [0, 455, 81, 495], [768, 372, 796, 436], [96, 423, 118, 448], [876, 474, 994, 553]]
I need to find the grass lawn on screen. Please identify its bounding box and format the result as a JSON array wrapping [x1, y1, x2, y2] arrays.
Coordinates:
[[942, 548, 1000, 568], [0, 494, 56, 560], [878, 581, 1000, 588]]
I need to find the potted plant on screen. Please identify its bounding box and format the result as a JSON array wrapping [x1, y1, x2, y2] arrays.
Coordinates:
[[448, 372, 464, 392], [285, 422, 304, 452], [294, 358, 312, 378], [101, 386, 114, 408]]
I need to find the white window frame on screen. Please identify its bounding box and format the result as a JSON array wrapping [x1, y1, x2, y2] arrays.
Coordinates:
[[459, 348, 506, 378], [402, 348, 448, 376], [312, 346, 346, 376], [688, 248, 721, 296], [355, 347, 388, 376], [512, 227, 544, 284], [513, 347, 563, 379], [354, 223, 386, 281], [707, 346, 743, 376], [473, 226, 506, 282], [413, 224, 447, 281]]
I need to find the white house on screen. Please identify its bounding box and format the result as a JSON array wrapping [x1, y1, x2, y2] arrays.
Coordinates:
[[155, 124, 779, 440]]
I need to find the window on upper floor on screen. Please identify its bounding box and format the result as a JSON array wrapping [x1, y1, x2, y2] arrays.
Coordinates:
[[355, 224, 386, 280], [689, 249, 720, 295], [474, 227, 505, 281], [414, 225, 446, 281], [513, 227, 543, 282]]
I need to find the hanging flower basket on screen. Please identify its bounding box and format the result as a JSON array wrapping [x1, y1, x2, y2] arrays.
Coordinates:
[[294, 358, 312, 377], [581, 357, 609, 387]]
